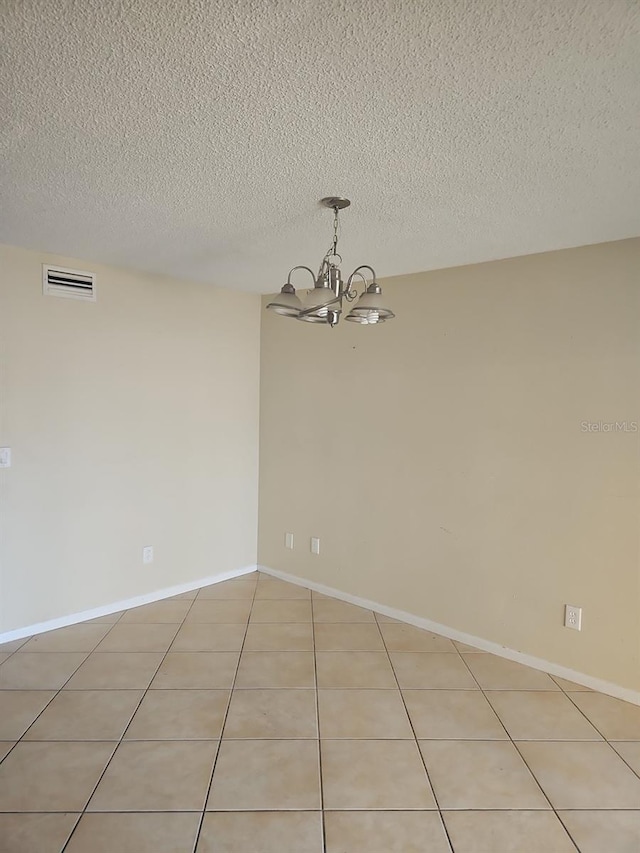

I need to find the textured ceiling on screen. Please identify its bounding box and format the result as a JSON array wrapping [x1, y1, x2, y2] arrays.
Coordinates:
[[1, 0, 639, 292]]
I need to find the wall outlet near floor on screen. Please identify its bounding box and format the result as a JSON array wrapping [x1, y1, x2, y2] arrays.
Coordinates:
[[142, 546, 154, 564], [0, 447, 11, 468], [564, 604, 582, 631], [311, 537, 320, 555], [285, 532, 294, 549]]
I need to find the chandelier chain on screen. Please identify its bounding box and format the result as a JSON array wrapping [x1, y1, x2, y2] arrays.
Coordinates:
[[332, 205, 339, 258]]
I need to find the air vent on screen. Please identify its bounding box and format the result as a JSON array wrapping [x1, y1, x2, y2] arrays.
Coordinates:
[[42, 265, 96, 301]]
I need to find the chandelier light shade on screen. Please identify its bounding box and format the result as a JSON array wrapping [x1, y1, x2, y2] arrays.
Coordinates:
[[265, 282, 303, 317], [265, 197, 395, 327]]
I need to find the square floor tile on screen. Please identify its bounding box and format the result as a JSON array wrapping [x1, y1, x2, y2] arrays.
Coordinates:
[[171, 622, 245, 651], [558, 810, 640, 853], [0, 814, 79, 853], [568, 692, 640, 740], [313, 600, 376, 623], [244, 623, 313, 651], [66, 812, 201, 853], [125, 689, 228, 739], [0, 741, 116, 811], [453, 641, 484, 653], [65, 652, 164, 689], [250, 600, 312, 623], [88, 740, 218, 811], [403, 690, 507, 739], [235, 652, 315, 688], [379, 623, 456, 652], [390, 652, 478, 689], [83, 611, 124, 624], [198, 811, 322, 853], [316, 651, 396, 688], [0, 690, 56, 739], [486, 690, 602, 740], [186, 600, 252, 623], [314, 623, 384, 651], [0, 639, 29, 653], [207, 740, 321, 810], [517, 741, 640, 809], [419, 740, 549, 809], [552, 675, 592, 691], [0, 652, 87, 689], [462, 654, 559, 690], [24, 690, 143, 740], [119, 600, 191, 623], [21, 624, 110, 652], [150, 652, 239, 689], [224, 689, 317, 738], [167, 590, 198, 600], [322, 740, 436, 809], [311, 590, 333, 600], [443, 810, 576, 852], [318, 689, 413, 738], [197, 580, 257, 600], [254, 580, 311, 600], [325, 810, 451, 853], [611, 741, 640, 775], [95, 623, 179, 653], [0, 742, 15, 761]]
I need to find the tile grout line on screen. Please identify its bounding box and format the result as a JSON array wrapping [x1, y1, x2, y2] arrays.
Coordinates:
[[310, 590, 327, 853], [1, 615, 130, 844], [454, 644, 581, 852], [558, 687, 640, 783], [0, 636, 30, 663], [372, 611, 455, 853], [190, 573, 260, 853], [2, 581, 638, 847], [58, 592, 200, 852], [0, 611, 129, 770]]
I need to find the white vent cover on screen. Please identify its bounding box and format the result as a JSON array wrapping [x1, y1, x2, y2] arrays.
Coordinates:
[[42, 265, 96, 301]]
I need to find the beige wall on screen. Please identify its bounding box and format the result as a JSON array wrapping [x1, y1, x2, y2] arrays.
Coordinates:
[[0, 244, 261, 633], [258, 238, 640, 692]]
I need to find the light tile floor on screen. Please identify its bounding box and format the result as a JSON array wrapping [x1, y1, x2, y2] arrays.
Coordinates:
[[0, 571, 639, 851]]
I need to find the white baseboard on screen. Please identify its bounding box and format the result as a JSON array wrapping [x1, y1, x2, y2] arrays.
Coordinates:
[[258, 564, 640, 707], [0, 564, 258, 645]]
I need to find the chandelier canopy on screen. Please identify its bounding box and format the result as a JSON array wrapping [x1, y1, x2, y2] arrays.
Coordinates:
[[266, 197, 395, 327]]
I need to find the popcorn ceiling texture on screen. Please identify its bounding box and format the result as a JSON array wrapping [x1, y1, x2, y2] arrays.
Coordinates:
[[1, 0, 639, 292]]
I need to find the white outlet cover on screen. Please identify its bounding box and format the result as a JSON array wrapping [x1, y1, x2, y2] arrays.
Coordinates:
[[564, 604, 582, 631], [311, 537, 320, 555], [142, 546, 154, 564], [0, 447, 11, 468], [285, 532, 294, 549]]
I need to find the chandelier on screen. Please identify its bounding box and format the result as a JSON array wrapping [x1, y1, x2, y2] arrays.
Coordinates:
[[266, 197, 395, 327]]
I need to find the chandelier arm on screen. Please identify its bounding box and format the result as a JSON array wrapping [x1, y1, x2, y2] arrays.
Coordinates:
[[344, 270, 368, 300], [348, 264, 377, 284], [287, 265, 317, 287]]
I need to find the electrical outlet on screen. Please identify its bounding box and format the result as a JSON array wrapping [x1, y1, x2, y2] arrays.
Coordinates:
[[311, 537, 320, 555], [142, 546, 154, 564], [564, 604, 582, 631], [285, 532, 294, 549], [0, 448, 11, 468]]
